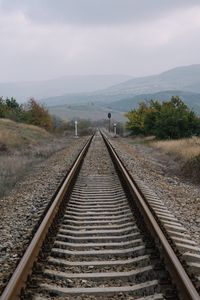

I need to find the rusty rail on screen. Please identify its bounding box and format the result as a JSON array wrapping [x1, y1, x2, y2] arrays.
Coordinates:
[[1, 135, 93, 300], [101, 131, 200, 300]]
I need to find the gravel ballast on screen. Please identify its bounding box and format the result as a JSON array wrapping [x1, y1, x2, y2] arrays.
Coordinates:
[[1, 133, 200, 296], [109, 137, 200, 246], [0, 137, 88, 294]]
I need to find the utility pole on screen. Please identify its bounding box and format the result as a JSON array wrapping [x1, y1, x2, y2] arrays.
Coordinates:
[[75, 120, 78, 138], [113, 123, 117, 137]]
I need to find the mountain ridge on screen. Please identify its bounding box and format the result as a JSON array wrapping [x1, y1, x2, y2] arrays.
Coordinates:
[[0, 74, 132, 102], [41, 64, 200, 107], [108, 90, 200, 113], [95, 64, 200, 96]]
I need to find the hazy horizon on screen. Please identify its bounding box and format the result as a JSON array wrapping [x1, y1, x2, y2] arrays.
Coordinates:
[[0, 0, 200, 82], [0, 63, 200, 84], [0, 73, 132, 84]]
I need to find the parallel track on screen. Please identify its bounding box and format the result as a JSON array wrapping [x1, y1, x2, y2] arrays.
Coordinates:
[[1, 131, 199, 300]]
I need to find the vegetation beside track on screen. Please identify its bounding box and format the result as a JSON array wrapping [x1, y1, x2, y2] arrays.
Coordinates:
[[0, 97, 95, 198], [0, 118, 72, 198], [125, 96, 200, 139], [126, 134, 200, 182], [151, 136, 200, 161], [151, 136, 200, 181], [125, 96, 200, 181]]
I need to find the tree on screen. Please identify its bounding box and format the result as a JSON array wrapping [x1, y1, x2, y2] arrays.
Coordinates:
[[5, 97, 20, 110], [0, 97, 6, 117], [125, 102, 148, 135], [154, 97, 200, 139], [126, 97, 200, 139], [143, 100, 161, 135], [0, 97, 22, 120], [23, 98, 53, 130], [0, 97, 70, 132]]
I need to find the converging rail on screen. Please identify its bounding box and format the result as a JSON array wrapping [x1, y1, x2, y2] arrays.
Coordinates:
[[1, 130, 200, 300]]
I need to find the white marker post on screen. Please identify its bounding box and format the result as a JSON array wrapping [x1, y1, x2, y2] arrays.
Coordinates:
[[75, 120, 78, 138], [114, 123, 117, 137]]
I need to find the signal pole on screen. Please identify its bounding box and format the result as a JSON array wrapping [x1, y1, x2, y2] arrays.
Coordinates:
[[114, 123, 117, 137], [75, 120, 78, 138]]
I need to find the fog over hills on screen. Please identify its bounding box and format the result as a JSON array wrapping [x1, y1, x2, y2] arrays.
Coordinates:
[[109, 90, 200, 114], [1, 64, 200, 121], [42, 64, 200, 121], [42, 64, 200, 107], [97, 64, 200, 96], [0, 74, 131, 102], [46, 90, 200, 122]]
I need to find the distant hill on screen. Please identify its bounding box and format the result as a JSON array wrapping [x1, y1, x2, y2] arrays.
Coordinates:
[[99, 64, 200, 96], [41, 92, 130, 107], [42, 64, 200, 108], [47, 90, 200, 122], [2, 64, 200, 120], [108, 90, 200, 114], [0, 74, 131, 102]]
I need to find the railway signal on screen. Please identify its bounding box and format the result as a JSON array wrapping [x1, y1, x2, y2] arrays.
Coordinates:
[[108, 112, 111, 132]]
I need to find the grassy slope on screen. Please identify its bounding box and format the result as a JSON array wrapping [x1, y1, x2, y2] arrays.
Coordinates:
[[0, 119, 66, 198], [0, 118, 51, 150]]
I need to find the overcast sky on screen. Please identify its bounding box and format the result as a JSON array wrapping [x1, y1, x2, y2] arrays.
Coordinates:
[[0, 0, 200, 82]]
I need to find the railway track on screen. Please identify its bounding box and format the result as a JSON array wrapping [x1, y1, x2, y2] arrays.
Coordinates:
[[1, 131, 200, 299]]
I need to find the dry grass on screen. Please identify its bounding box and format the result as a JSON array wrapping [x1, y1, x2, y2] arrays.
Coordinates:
[[151, 136, 200, 161], [0, 155, 32, 196], [0, 118, 69, 197], [151, 136, 200, 182], [0, 118, 50, 150]]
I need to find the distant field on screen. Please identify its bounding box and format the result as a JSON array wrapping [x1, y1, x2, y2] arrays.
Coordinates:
[[48, 103, 126, 122]]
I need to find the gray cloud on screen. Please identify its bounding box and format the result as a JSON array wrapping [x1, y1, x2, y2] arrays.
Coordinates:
[[1, 0, 200, 25], [0, 0, 200, 82]]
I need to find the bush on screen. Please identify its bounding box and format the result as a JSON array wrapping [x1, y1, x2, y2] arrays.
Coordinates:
[[0, 97, 97, 134], [125, 97, 200, 139], [22, 98, 53, 131], [0, 97, 55, 131]]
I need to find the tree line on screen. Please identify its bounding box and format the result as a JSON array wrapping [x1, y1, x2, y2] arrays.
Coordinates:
[[0, 97, 54, 130], [0, 97, 96, 135], [125, 96, 200, 139]]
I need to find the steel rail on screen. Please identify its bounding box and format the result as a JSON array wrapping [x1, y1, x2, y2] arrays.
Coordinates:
[[1, 135, 93, 300], [101, 131, 200, 300]]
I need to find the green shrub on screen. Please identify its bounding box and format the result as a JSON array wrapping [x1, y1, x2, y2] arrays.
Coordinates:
[[126, 97, 200, 139]]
